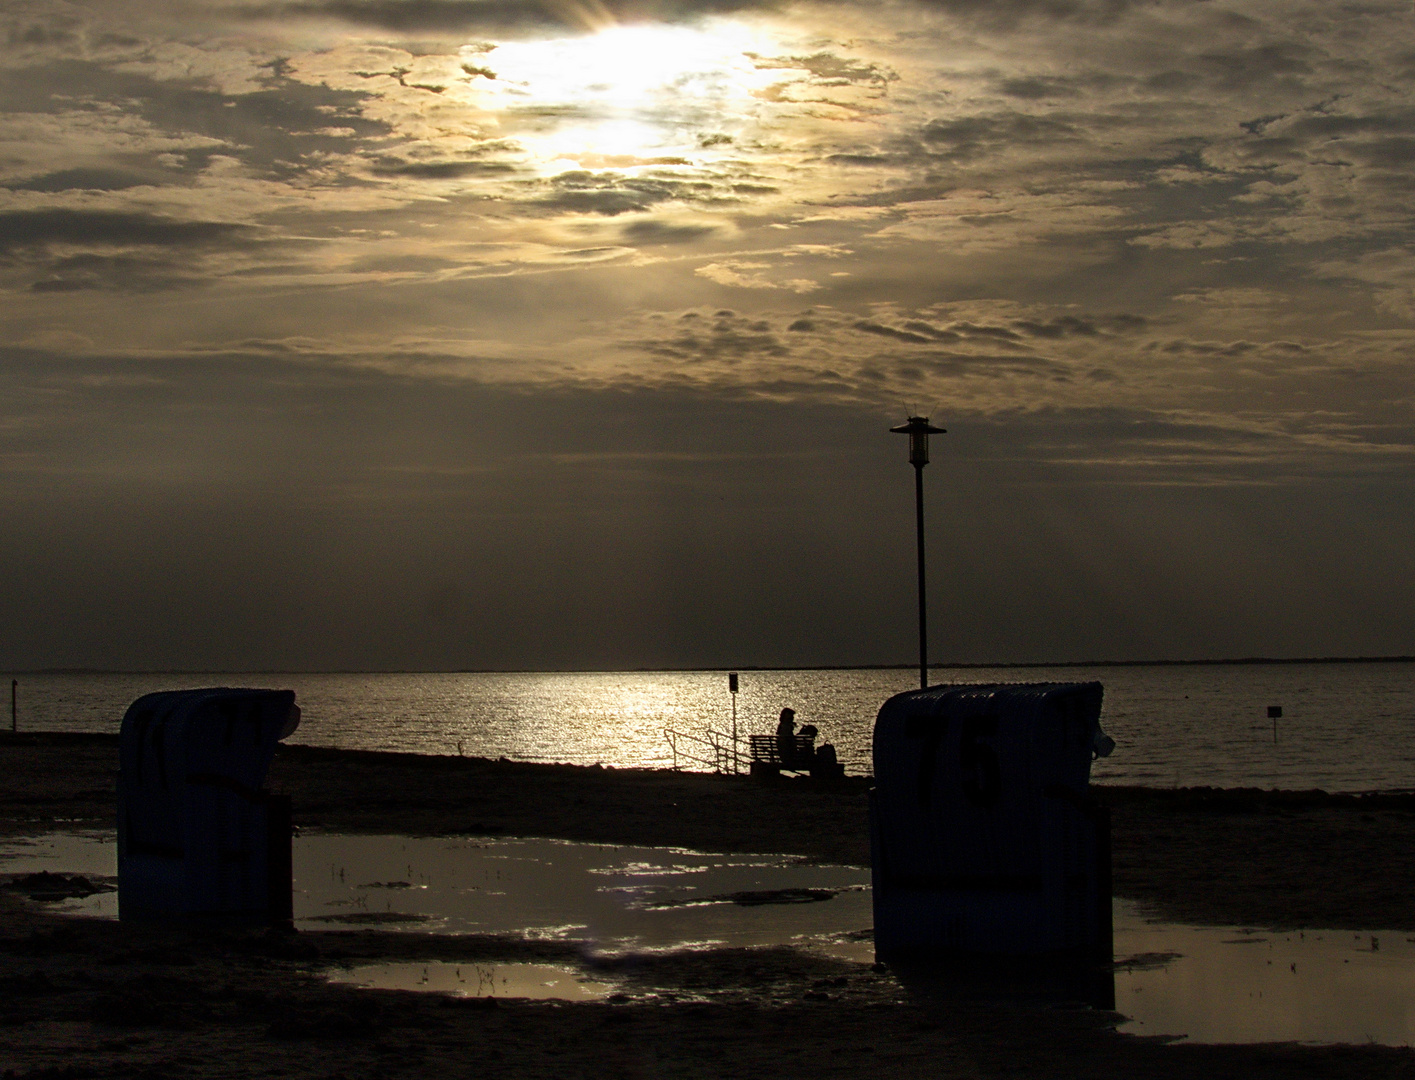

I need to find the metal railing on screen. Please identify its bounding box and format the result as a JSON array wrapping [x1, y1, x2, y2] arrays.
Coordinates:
[[665, 727, 868, 777], [664, 726, 748, 774]]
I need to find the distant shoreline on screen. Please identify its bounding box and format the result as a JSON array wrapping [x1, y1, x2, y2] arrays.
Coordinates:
[[11, 655, 1415, 676]]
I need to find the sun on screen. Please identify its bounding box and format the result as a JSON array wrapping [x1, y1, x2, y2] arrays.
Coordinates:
[[461, 21, 791, 169]]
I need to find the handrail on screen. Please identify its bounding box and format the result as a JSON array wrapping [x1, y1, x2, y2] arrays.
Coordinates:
[[664, 726, 747, 774]]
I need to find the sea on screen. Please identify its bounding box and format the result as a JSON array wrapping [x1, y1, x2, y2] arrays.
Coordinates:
[[9, 663, 1415, 792]]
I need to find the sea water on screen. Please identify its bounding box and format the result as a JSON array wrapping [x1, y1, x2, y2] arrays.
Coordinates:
[[10, 662, 1415, 790]]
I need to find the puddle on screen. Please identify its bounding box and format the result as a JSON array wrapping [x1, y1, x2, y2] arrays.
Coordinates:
[[0, 832, 119, 919], [327, 961, 620, 1001], [294, 834, 873, 957], [1114, 900, 1415, 1044], [0, 831, 872, 959], [10, 830, 1415, 1040]]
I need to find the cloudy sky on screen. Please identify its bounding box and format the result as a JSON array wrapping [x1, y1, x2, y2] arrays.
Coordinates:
[[3, 0, 1414, 670]]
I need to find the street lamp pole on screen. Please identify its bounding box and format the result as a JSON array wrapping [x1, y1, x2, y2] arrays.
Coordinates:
[[891, 416, 946, 691]]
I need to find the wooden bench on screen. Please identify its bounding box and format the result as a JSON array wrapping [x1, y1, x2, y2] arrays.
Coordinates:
[[747, 734, 816, 776]]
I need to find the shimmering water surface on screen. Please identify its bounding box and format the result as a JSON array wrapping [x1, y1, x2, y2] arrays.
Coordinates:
[[13, 663, 1415, 789]]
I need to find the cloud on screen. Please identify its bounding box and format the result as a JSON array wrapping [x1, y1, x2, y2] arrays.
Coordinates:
[[0, 208, 249, 254], [1013, 313, 1145, 337], [0, 207, 266, 293], [245, 0, 783, 34], [632, 308, 792, 362], [917, 114, 1086, 163], [743, 50, 898, 91], [1194, 42, 1315, 91], [371, 158, 520, 177], [7, 167, 154, 193], [620, 218, 719, 245], [696, 261, 818, 292], [528, 170, 728, 215], [908, 0, 1139, 27], [853, 319, 935, 344], [28, 252, 202, 293], [996, 75, 1082, 100], [0, 16, 1410, 424], [1314, 247, 1415, 318]]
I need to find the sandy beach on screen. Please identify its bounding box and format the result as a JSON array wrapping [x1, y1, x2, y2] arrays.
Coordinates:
[[4, 732, 1415, 1078]]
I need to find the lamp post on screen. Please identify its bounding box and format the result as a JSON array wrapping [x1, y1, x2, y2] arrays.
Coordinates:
[[890, 415, 946, 690]]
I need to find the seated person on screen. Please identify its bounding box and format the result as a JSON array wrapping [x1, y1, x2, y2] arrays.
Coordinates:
[[797, 724, 819, 765], [775, 711, 820, 768], [775, 708, 797, 762]]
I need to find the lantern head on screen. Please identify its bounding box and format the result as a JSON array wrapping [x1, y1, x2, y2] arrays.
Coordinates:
[[890, 415, 946, 466]]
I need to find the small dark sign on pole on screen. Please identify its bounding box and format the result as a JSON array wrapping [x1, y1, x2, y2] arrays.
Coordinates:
[[1268, 705, 1282, 743], [728, 672, 740, 773]]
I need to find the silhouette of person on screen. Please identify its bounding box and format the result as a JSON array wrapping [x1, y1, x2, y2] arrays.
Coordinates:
[[797, 724, 818, 767], [776, 708, 797, 762]]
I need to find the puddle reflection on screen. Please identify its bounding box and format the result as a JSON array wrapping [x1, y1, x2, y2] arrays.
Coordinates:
[[0, 831, 119, 919], [0, 831, 873, 956], [9, 831, 1415, 1042], [294, 834, 872, 953], [1114, 900, 1415, 1044], [328, 961, 619, 1001]]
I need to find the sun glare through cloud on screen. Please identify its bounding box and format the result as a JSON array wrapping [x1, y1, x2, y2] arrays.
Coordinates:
[[462, 21, 790, 169]]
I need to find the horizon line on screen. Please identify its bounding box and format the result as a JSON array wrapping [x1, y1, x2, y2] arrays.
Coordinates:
[[9, 655, 1415, 676]]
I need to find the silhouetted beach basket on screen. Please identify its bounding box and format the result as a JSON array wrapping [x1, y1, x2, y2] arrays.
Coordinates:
[[117, 688, 299, 922], [870, 682, 1111, 960]]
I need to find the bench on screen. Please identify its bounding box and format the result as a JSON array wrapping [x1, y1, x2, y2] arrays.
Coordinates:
[[747, 734, 816, 776]]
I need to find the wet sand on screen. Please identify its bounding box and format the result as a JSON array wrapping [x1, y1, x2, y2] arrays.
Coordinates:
[[4, 732, 1415, 1078]]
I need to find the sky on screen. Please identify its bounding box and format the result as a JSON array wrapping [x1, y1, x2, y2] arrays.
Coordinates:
[[3, 0, 1415, 670]]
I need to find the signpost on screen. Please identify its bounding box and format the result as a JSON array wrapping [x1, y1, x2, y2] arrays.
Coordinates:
[[729, 671, 740, 773]]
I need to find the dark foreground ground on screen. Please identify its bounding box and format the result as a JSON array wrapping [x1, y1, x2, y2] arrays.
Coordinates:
[[3, 732, 1415, 1080]]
